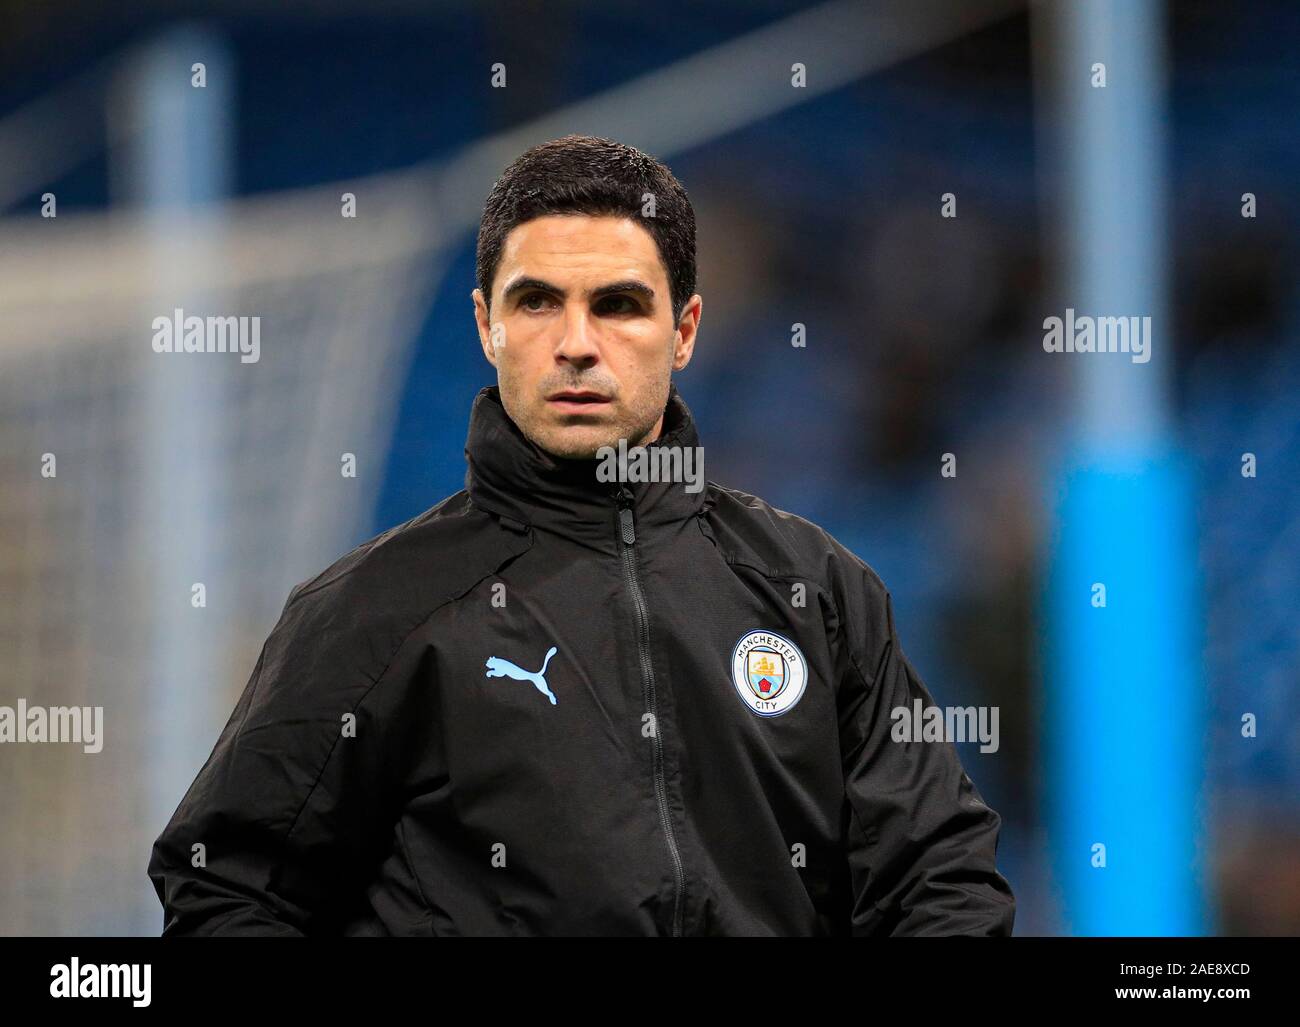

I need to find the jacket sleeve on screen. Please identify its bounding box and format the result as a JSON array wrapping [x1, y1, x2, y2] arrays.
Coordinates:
[[146, 579, 422, 936], [835, 566, 1015, 936]]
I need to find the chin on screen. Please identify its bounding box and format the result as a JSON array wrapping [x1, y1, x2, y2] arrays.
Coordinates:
[[533, 425, 612, 460]]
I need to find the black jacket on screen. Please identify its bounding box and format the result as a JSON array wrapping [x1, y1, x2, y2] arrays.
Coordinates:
[[147, 383, 1015, 936]]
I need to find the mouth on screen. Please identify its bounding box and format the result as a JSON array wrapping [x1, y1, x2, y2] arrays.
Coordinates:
[[547, 390, 613, 414]]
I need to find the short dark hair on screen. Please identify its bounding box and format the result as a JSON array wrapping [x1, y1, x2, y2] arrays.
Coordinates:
[[476, 134, 697, 324]]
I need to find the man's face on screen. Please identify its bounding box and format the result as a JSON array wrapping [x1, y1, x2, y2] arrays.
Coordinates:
[[473, 214, 701, 459]]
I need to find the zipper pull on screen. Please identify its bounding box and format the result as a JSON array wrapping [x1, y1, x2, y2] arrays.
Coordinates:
[[616, 486, 636, 544]]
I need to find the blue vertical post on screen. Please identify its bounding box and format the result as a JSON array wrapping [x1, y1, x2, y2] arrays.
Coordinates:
[[117, 26, 234, 933], [1041, 0, 1207, 934]]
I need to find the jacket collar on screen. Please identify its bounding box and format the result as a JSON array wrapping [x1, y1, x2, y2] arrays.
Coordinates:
[[464, 382, 708, 546]]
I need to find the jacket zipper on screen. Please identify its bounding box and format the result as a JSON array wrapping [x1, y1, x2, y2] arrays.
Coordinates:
[[615, 484, 685, 937]]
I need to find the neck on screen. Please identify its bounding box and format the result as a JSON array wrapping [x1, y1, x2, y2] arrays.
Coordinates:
[[463, 383, 709, 551], [634, 414, 665, 449]]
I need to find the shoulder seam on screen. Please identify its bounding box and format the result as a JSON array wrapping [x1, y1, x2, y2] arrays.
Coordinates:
[[288, 493, 473, 604], [696, 507, 829, 586]]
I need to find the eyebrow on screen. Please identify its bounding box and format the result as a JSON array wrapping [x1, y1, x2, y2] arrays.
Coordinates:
[[501, 277, 656, 306]]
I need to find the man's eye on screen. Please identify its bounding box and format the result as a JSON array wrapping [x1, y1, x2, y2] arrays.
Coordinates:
[[597, 295, 637, 315], [522, 293, 553, 312]]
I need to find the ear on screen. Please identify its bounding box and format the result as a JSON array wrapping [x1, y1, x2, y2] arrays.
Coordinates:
[[472, 288, 498, 368], [671, 294, 702, 372]]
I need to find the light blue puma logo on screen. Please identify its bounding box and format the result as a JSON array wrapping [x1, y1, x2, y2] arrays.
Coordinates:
[[485, 646, 559, 705]]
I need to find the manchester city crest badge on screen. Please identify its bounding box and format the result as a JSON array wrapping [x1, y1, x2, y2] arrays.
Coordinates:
[[730, 630, 808, 717]]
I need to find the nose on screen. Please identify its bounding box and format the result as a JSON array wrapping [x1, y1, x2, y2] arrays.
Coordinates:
[[553, 302, 600, 368]]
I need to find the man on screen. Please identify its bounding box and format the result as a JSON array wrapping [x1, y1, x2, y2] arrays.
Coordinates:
[[148, 134, 1015, 936]]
